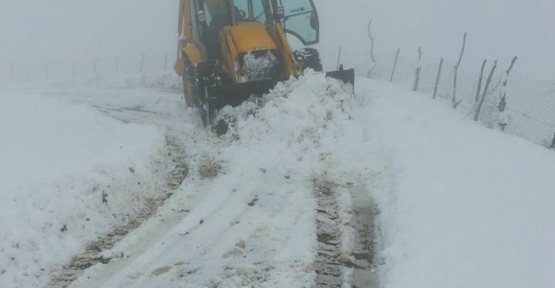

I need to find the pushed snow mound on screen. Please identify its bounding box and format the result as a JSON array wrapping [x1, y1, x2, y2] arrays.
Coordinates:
[[217, 71, 367, 179]]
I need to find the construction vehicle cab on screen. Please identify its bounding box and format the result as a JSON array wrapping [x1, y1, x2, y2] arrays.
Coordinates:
[[174, 0, 354, 128]]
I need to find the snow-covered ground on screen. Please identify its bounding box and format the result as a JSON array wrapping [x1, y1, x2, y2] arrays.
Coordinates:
[[358, 80, 555, 288], [1, 71, 554, 288], [0, 77, 176, 288]]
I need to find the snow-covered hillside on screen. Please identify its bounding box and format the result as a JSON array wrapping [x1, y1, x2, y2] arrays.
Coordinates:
[[2, 72, 554, 288]]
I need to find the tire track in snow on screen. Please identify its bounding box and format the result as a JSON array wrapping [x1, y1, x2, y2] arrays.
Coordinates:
[[313, 179, 380, 288], [313, 180, 343, 288], [46, 134, 189, 288], [349, 183, 380, 288]]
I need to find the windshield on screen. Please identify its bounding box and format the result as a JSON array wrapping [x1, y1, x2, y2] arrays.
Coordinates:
[[233, 0, 271, 24]]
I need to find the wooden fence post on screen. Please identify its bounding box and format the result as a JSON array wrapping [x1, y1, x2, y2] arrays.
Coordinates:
[[550, 133, 555, 149], [433, 58, 444, 99], [390, 48, 400, 82], [367, 20, 377, 78], [452, 32, 467, 109], [475, 60, 487, 103], [474, 60, 498, 121], [413, 47, 422, 91], [139, 52, 145, 73]]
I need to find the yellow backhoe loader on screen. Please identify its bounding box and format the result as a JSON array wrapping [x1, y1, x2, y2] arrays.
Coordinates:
[[174, 0, 354, 128]]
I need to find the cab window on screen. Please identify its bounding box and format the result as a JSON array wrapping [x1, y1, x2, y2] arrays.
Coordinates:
[[233, 0, 270, 24], [279, 0, 319, 45]]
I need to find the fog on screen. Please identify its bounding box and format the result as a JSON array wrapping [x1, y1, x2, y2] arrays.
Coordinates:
[[1, 0, 554, 81], [315, 0, 555, 80]]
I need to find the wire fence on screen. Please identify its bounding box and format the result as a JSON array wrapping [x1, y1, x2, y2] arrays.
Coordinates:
[[3, 47, 555, 149], [359, 49, 555, 150], [1, 52, 172, 84]]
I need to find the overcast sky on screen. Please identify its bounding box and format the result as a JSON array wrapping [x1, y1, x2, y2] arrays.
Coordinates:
[[1, 0, 554, 81]]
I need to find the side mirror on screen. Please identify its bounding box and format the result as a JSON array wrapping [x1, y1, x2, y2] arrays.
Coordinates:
[[275, 6, 285, 20], [197, 10, 206, 23], [310, 12, 319, 30]]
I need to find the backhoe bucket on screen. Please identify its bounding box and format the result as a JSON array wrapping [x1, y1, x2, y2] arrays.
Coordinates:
[[326, 66, 355, 87]]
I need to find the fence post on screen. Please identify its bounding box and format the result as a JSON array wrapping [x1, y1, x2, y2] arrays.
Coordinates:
[[390, 48, 400, 83], [433, 58, 444, 99], [367, 20, 377, 78], [139, 52, 145, 73], [413, 47, 422, 91], [452, 32, 467, 109], [551, 133, 555, 150], [474, 60, 498, 121], [475, 60, 487, 103]]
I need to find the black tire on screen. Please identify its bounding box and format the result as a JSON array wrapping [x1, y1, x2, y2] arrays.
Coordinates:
[[293, 48, 323, 72], [195, 61, 221, 129]]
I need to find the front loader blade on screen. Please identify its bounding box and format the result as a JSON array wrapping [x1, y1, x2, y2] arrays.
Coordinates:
[[326, 66, 355, 86]]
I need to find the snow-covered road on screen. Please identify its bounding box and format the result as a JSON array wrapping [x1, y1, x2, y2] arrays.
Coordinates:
[[54, 73, 381, 288], [2, 72, 555, 288]]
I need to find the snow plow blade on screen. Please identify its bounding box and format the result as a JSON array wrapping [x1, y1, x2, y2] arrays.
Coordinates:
[[326, 66, 355, 86], [212, 80, 278, 110], [212, 69, 354, 110]]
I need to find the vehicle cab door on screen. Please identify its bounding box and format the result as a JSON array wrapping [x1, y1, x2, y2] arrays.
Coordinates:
[[278, 0, 319, 45]]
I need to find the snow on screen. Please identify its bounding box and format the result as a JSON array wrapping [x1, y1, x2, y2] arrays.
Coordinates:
[[1, 69, 555, 288], [242, 51, 279, 81], [64, 72, 365, 288], [0, 90, 167, 288], [357, 79, 555, 288]]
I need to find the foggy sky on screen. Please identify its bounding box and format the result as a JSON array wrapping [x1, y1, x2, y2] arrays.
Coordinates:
[[1, 0, 554, 81]]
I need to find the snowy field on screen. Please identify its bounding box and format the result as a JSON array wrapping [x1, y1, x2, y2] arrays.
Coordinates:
[[1, 72, 554, 288]]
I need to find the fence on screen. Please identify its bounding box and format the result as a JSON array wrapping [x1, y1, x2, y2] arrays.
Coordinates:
[[357, 49, 555, 150], [1, 52, 172, 84], [3, 45, 555, 150]]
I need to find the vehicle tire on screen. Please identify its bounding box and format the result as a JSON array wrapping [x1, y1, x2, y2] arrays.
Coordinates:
[[293, 48, 323, 72], [195, 61, 221, 129]]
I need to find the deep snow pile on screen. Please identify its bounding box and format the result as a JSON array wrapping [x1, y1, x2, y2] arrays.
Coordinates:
[[357, 79, 555, 288], [0, 92, 167, 288]]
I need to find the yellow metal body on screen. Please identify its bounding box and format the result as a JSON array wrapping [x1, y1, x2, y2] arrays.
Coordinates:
[[228, 22, 278, 53], [174, 0, 301, 82]]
